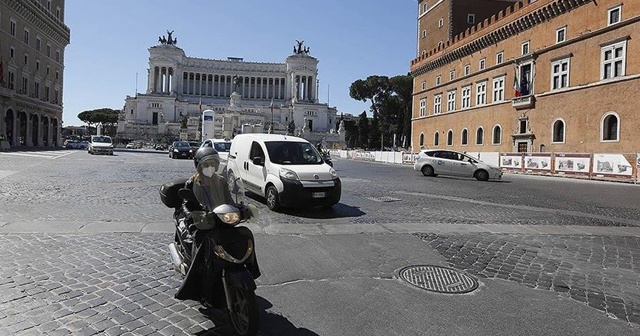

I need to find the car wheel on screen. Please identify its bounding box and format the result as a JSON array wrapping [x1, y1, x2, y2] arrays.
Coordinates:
[[475, 169, 489, 181], [265, 185, 281, 211], [421, 165, 435, 177]]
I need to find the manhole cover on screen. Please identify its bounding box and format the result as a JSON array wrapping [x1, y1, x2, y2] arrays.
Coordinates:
[[367, 196, 402, 202], [397, 265, 478, 294]]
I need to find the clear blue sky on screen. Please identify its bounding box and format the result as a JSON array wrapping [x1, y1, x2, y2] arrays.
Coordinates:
[[63, 0, 417, 127]]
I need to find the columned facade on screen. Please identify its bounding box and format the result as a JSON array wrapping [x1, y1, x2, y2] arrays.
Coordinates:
[[118, 36, 342, 146]]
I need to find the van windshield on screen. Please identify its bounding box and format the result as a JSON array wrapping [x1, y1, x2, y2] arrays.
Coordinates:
[[265, 141, 323, 165]]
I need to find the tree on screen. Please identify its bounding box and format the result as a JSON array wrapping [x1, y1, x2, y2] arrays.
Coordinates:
[[389, 74, 413, 148], [342, 117, 358, 148], [357, 111, 369, 149], [78, 108, 120, 136], [349, 74, 413, 150]]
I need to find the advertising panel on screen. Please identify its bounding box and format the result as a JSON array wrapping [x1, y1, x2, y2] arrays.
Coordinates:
[[592, 154, 633, 176], [554, 153, 590, 174], [524, 154, 552, 171], [499, 153, 522, 170]]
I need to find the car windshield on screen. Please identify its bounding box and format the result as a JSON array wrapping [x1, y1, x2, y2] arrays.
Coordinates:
[[189, 142, 200, 148], [92, 136, 111, 144], [174, 141, 190, 148], [213, 142, 231, 152], [265, 141, 323, 165]]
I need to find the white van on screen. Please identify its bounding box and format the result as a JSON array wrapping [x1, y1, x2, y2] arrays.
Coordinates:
[[227, 134, 341, 211]]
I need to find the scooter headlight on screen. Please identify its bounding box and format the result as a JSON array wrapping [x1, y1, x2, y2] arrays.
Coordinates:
[[212, 204, 241, 225]]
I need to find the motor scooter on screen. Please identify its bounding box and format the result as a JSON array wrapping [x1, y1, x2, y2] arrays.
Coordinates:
[[160, 156, 260, 336]]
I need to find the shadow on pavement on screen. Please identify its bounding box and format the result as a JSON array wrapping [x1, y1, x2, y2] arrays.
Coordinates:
[[194, 296, 319, 336], [257, 296, 320, 336], [245, 192, 366, 219]]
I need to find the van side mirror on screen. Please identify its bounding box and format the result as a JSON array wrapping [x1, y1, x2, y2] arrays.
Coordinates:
[[252, 156, 264, 166]]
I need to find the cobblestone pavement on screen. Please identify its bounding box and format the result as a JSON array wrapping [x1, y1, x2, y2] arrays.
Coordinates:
[[417, 233, 640, 326], [0, 233, 231, 336], [2, 151, 640, 334]]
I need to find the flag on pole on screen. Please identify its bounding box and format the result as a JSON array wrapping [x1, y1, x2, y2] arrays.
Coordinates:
[[198, 97, 202, 113], [513, 67, 521, 97]]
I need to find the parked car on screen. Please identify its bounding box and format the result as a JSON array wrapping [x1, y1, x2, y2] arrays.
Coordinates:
[[64, 140, 80, 149], [88, 135, 114, 155], [169, 140, 194, 159], [78, 141, 90, 150], [200, 138, 232, 161], [226, 134, 341, 211], [154, 143, 167, 150], [413, 149, 502, 181], [126, 143, 135, 149]]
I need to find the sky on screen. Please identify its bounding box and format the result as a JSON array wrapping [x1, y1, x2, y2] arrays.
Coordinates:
[[62, 0, 417, 127]]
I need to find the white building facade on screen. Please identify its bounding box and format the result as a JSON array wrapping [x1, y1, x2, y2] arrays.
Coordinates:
[[117, 33, 345, 147]]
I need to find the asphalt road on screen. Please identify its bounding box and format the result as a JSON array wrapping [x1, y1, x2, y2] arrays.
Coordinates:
[[1, 149, 639, 335]]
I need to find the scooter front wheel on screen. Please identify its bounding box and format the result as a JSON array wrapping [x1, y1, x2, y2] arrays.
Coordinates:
[[228, 286, 259, 336]]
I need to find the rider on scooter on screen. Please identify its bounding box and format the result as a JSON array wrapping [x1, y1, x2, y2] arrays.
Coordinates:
[[174, 147, 261, 307]]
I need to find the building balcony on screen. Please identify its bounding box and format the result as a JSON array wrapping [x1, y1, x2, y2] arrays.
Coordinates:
[[512, 95, 535, 109], [0, 86, 14, 99]]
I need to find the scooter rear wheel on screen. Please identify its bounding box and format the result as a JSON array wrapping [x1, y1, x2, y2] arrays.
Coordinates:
[[228, 286, 259, 336]]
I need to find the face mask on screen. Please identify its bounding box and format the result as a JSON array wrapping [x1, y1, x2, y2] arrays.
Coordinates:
[[201, 166, 216, 177]]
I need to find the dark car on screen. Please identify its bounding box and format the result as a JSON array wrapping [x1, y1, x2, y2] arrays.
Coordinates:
[[188, 141, 200, 152], [169, 141, 194, 159]]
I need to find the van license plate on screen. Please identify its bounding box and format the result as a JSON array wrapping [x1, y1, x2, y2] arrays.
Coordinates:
[[312, 192, 326, 198]]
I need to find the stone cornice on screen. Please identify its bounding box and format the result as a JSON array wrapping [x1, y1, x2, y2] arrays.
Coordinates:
[[411, 0, 592, 76], [8, 0, 71, 47]]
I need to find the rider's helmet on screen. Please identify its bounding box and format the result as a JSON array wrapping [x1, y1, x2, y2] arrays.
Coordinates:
[[193, 147, 219, 169]]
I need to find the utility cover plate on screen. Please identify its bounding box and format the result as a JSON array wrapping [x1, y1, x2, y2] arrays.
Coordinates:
[[397, 265, 478, 294]]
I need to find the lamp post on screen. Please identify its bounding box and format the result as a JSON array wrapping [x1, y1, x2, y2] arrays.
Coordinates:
[[268, 99, 274, 134]]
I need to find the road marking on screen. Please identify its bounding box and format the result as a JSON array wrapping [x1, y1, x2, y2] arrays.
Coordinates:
[[0, 170, 18, 179], [0, 150, 76, 159]]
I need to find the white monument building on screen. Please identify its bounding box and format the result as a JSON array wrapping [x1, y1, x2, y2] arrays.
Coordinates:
[[117, 32, 346, 148]]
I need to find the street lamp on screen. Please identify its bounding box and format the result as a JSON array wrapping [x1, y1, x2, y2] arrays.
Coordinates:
[[268, 99, 274, 134]]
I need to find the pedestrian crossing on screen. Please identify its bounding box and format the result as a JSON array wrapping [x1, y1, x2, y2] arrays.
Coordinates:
[[0, 150, 76, 159]]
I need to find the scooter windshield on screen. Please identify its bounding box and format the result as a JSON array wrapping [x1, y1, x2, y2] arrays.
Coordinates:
[[192, 155, 237, 212]]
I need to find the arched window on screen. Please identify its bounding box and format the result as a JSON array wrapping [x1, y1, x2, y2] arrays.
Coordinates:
[[492, 125, 502, 145], [419, 133, 425, 147], [447, 130, 453, 146], [461, 129, 468, 145], [434, 132, 440, 146], [552, 119, 565, 143], [601, 113, 619, 141], [476, 127, 484, 145]]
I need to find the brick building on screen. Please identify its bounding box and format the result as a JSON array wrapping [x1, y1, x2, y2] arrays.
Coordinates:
[[410, 0, 640, 156], [0, 0, 70, 148]]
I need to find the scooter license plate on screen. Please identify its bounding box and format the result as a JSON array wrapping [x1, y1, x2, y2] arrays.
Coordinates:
[[312, 192, 326, 198]]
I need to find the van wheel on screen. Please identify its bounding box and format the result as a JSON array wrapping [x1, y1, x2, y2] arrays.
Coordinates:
[[265, 186, 280, 211]]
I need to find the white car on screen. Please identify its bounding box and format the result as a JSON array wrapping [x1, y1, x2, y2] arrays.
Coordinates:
[[200, 138, 232, 161], [88, 135, 114, 155], [413, 149, 502, 181]]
